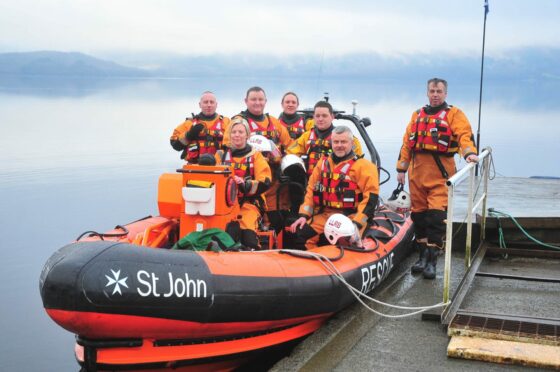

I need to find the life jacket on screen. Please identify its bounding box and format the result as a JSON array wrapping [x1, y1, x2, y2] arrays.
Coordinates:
[[408, 107, 459, 154], [303, 128, 332, 175], [221, 149, 266, 211], [312, 156, 363, 211], [186, 115, 225, 161], [242, 113, 281, 145], [279, 115, 306, 140], [221, 149, 255, 180]]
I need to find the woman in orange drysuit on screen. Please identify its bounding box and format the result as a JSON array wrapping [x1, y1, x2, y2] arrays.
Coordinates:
[[278, 92, 314, 140], [216, 117, 272, 250]]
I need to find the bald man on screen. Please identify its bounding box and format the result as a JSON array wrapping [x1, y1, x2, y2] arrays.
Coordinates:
[[170, 91, 230, 163]]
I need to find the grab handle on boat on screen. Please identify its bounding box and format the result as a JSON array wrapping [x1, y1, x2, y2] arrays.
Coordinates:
[[76, 225, 129, 241], [135, 220, 177, 248], [176, 168, 232, 175]]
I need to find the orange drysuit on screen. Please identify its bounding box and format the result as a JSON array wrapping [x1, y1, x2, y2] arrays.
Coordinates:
[[170, 113, 230, 162], [396, 104, 477, 247], [278, 113, 314, 140], [225, 111, 293, 234], [216, 145, 272, 249], [287, 126, 363, 177], [297, 153, 379, 250]]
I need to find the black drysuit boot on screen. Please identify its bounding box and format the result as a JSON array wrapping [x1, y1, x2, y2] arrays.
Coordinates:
[[423, 247, 439, 279], [411, 242, 428, 274]]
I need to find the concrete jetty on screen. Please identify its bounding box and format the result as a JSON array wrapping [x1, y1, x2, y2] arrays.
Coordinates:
[[272, 176, 560, 371]]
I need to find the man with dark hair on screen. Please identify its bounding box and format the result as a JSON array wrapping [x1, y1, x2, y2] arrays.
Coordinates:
[[170, 91, 230, 163], [396, 77, 478, 279], [287, 101, 362, 177], [289, 125, 379, 250], [224, 86, 292, 149]]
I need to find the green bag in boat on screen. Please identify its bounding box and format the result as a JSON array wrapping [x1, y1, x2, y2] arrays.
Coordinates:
[[172, 228, 240, 251]]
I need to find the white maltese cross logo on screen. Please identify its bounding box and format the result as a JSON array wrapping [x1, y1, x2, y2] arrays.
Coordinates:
[[105, 269, 128, 295]]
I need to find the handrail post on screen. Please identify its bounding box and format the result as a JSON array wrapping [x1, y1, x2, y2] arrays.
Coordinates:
[[480, 152, 490, 241], [443, 184, 455, 304], [465, 166, 476, 268], [442, 147, 491, 307]]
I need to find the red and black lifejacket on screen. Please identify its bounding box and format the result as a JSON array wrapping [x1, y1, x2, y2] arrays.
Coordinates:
[[408, 107, 458, 154], [279, 115, 306, 140], [313, 156, 363, 211], [242, 113, 281, 145], [186, 115, 225, 161], [221, 149, 255, 180], [221, 149, 266, 210], [304, 129, 332, 176]]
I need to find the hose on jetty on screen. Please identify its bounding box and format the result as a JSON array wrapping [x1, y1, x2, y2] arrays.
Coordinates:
[[488, 208, 560, 251]]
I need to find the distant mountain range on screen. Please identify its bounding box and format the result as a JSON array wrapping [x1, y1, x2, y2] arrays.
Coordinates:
[[1, 49, 559, 81], [0, 51, 148, 77]]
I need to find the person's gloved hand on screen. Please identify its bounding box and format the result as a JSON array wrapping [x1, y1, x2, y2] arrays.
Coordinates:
[[186, 123, 205, 140], [242, 179, 256, 195]]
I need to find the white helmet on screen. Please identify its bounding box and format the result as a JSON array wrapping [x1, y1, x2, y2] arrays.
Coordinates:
[[281, 154, 306, 175], [248, 134, 272, 152], [385, 183, 411, 213], [248, 135, 281, 158], [324, 213, 360, 246]]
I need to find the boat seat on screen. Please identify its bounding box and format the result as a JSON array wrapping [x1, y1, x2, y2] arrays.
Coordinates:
[[365, 218, 397, 242], [375, 211, 406, 225]]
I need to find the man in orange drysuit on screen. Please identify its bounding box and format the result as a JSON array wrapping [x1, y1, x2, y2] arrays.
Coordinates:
[[287, 101, 363, 177], [216, 117, 271, 250], [170, 91, 230, 163], [396, 78, 478, 279], [289, 125, 379, 250], [225, 86, 293, 232]]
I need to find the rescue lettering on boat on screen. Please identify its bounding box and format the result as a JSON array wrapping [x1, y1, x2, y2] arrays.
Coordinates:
[[360, 252, 394, 293], [136, 270, 208, 298]]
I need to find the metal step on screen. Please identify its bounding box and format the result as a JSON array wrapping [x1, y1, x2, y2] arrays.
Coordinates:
[[449, 311, 560, 346]]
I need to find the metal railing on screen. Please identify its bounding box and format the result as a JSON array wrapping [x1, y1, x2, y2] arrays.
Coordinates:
[[442, 147, 492, 304]]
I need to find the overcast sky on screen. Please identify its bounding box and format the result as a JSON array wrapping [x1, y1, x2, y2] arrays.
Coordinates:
[[1, 0, 558, 57]]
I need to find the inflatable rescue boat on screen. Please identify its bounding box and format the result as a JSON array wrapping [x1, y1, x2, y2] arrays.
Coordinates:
[[39, 111, 414, 371]]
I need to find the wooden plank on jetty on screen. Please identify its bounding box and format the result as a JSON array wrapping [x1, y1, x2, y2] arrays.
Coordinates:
[[448, 335, 560, 369]]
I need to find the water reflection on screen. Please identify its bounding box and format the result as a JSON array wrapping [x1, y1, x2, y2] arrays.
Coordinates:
[[0, 76, 559, 371], [2, 74, 560, 107]]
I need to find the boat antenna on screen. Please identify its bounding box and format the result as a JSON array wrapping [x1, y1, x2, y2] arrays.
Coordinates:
[[475, 0, 489, 176], [315, 50, 325, 97]]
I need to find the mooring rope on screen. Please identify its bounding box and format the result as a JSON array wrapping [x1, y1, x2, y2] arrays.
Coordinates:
[[249, 248, 449, 318]]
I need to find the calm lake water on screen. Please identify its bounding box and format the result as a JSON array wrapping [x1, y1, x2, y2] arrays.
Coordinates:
[[1, 75, 559, 371]]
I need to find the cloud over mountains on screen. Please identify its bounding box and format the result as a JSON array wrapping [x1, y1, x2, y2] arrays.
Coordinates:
[[1, 49, 559, 82]]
